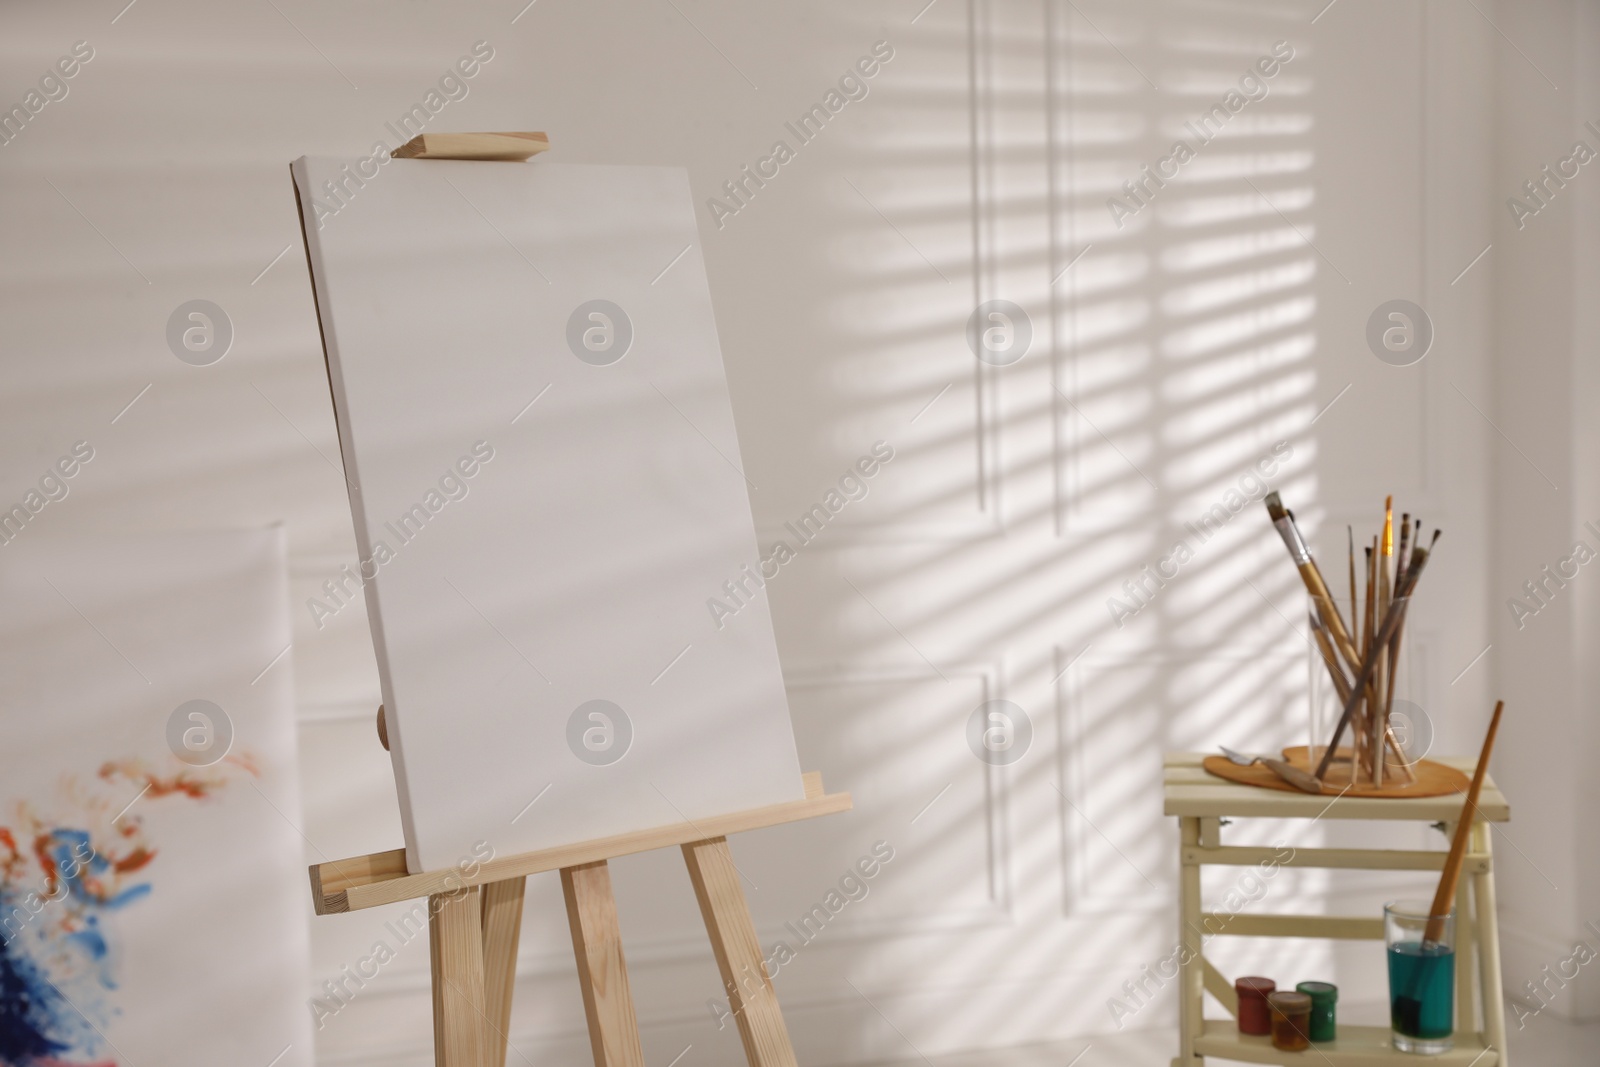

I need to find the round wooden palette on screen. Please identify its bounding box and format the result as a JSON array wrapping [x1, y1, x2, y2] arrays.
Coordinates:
[[1202, 746, 1469, 797]]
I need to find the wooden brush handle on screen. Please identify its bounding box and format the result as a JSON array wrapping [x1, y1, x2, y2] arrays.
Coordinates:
[[1309, 619, 1352, 702], [1424, 701, 1504, 943], [1303, 563, 1360, 668], [1262, 758, 1324, 795]]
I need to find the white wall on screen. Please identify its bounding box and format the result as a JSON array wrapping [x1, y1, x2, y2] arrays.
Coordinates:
[[1489, 0, 1600, 1028], [0, 0, 1530, 1063]]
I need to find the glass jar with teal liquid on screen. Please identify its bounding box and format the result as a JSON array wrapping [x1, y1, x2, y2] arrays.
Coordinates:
[[1385, 900, 1454, 1054]]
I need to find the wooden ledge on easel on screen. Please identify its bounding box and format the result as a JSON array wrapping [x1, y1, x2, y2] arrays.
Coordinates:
[[393, 131, 550, 161], [310, 771, 849, 915]]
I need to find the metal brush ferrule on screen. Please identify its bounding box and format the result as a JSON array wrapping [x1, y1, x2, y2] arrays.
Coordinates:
[[1273, 516, 1312, 565]]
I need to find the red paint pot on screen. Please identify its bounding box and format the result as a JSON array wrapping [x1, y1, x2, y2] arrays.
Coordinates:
[[1236, 976, 1276, 1036]]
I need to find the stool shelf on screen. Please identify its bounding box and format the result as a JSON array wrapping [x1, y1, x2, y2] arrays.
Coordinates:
[[1193, 1021, 1498, 1065]]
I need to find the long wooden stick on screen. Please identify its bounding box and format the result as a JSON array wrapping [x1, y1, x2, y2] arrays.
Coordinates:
[[1425, 701, 1505, 943]]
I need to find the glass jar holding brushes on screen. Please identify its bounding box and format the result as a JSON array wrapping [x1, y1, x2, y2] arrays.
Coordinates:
[[1267, 492, 1437, 789]]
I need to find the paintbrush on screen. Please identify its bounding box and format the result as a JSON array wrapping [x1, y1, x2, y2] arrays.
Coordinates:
[[1417, 522, 1428, 585], [1394, 513, 1413, 589], [1348, 524, 1360, 767], [1375, 501, 1394, 787], [1313, 538, 1437, 780], [1384, 511, 1417, 781], [1362, 542, 1377, 780], [1382, 499, 1394, 565], [1347, 525, 1358, 635], [1265, 492, 1361, 670], [1424, 701, 1505, 944]]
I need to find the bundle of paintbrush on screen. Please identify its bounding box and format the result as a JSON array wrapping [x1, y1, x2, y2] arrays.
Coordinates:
[[1263, 492, 1439, 787]]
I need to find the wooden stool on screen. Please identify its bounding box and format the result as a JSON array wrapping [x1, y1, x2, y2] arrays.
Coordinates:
[[311, 771, 850, 1067], [1164, 752, 1511, 1065]]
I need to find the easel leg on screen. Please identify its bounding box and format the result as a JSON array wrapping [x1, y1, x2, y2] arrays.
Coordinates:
[[562, 860, 646, 1067], [481, 877, 526, 1067], [430, 885, 490, 1067], [682, 837, 798, 1067]]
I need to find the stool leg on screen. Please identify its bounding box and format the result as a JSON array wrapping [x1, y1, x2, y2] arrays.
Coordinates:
[[1177, 817, 1204, 1065], [683, 837, 798, 1067], [1453, 825, 1477, 1038], [563, 860, 647, 1067], [481, 877, 527, 1067], [1472, 823, 1508, 1064], [431, 885, 490, 1067]]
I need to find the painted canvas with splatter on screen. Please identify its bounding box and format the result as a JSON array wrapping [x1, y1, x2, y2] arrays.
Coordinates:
[[0, 529, 311, 1067]]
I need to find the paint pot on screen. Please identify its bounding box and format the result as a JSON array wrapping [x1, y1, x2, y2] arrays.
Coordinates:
[[1268, 990, 1313, 1051], [1235, 976, 1276, 1035], [1296, 981, 1338, 1042]]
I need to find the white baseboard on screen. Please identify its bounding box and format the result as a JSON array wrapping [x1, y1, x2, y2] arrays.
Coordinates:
[[1498, 917, 1600, 1025]]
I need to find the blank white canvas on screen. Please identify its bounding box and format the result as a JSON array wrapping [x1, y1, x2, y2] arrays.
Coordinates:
[[0, 528, 312, 1067], [292, 157, 804, 873]]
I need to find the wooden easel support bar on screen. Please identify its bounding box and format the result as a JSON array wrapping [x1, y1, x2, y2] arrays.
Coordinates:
[[311, 772, 846, 914]]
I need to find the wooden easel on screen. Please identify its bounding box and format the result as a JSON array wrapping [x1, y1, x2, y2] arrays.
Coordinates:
[[310, 766, 850, 1067], [303, 134, 846, 1066]]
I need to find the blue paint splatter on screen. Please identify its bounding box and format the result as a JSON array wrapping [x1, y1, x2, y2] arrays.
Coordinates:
[[0, 948, 66, 1061], [1, 762, 244, 1065], [0, 905, 82, 1063], [0, 828, 137, 1064]]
